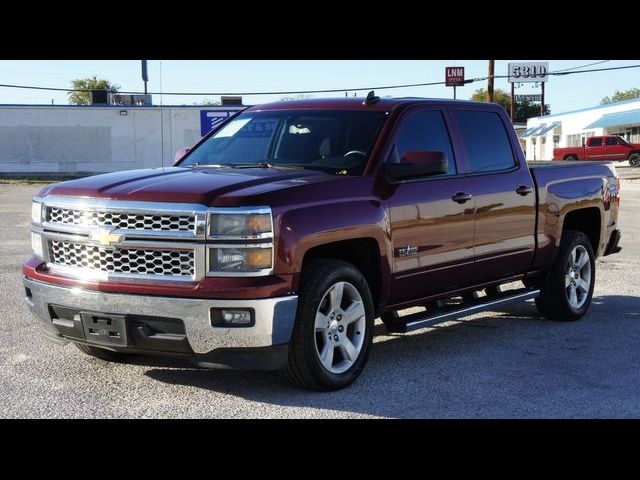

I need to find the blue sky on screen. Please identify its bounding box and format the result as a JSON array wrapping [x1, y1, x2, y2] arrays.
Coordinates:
[[0, 60, 638, 114]]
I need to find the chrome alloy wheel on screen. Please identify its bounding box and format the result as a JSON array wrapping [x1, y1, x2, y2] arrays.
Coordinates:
[[314, 281, 366, 374], [565, 245, 592, 309]]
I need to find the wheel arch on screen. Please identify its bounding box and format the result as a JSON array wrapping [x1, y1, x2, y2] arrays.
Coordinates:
[[299, 237, 386, 315], [562, 207, 602, 254]]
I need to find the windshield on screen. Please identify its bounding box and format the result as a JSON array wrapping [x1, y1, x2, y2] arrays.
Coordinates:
[[180, 110, 388, 175]]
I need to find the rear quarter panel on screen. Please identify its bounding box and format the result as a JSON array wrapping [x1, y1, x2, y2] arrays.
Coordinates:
[[530, 162, 619, 270], [553, 147, 584, 161]]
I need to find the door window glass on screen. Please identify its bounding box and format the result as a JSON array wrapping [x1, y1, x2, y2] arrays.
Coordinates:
[[390, 110, 456, 175], [453, 110, 516, 173]]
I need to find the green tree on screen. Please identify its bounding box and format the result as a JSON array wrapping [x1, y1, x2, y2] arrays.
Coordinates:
[[471, 87, 512, 111], [601, 87, 640, 104], [68, 76, 120, 105], [514, 97, 550, 122], [470, 88, 550, 122]]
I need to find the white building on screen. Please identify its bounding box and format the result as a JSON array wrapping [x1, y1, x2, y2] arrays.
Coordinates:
[[521, 98, 640, 160], [0, 104, 245, 175]]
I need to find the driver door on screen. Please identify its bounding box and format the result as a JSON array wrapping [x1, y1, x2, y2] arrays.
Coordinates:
[[385, 106, 475, 305]]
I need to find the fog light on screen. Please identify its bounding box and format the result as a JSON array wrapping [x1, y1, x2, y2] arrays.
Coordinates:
[[211, 308, 254, 327], [222, 310, 252, 325]]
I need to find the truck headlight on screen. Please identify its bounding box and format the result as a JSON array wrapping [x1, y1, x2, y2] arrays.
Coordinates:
[[210, 211, 272, 238], [207, 207, 273, 276], [31, 201, 42, 225], [31, 232, 43, 259], [209, 246, 272, 274]]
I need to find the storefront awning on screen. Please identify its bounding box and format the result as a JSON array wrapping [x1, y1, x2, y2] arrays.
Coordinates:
[[535, 121, 561, 135], [518, 121, 560, 138], [584, 108, 640, 129], [519, 125, 544, 138]]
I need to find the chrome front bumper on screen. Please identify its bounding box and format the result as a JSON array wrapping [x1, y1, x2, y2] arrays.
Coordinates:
[[23, 277, 298, 354]]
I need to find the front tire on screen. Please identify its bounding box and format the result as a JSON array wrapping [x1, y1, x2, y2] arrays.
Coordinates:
[[629, 153, 640, 167], [535, 231, 595, 321], [283, 259, 374, 391]]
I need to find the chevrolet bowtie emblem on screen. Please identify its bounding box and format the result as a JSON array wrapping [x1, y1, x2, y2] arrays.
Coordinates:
[[91, 229, 123, 247]]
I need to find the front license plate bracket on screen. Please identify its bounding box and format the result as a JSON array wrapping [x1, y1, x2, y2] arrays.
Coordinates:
[[80, 312, 128, 346]]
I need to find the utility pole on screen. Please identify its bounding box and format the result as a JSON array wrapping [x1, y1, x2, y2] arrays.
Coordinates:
[[488, 60, 495, 103], [510, 82, 515, 122], [540, 82, 545, 116]]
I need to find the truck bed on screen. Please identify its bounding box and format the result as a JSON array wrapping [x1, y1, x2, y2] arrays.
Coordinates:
[[527, 159, 619, 270], [528, 160, 617, 196]]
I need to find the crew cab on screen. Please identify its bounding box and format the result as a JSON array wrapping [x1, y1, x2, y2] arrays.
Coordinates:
[[554, 135, 640, 166], [23, 95, 622, 390]]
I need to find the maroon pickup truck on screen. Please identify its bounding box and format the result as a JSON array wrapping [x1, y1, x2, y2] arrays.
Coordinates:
[[554, 135, 640, 166], [24, 96, 622, 390]]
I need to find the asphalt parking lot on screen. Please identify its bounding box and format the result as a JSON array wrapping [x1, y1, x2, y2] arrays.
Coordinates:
[[1, 166, 639, 418]]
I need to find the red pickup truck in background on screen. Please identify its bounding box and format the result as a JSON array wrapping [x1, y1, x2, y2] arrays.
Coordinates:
[[554, 135, 640, 166]]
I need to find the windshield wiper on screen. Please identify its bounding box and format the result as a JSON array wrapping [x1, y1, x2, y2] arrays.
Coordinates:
[[231, 161, 274, 169], [281, 163, 348, 175], [188, 163, 229, 168]]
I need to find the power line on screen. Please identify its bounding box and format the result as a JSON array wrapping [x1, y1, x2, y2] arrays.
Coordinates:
[[552, 60, 610, 73], [0, 62, 638, 97]]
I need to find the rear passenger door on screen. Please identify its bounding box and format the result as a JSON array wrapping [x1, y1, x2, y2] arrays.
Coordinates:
[[449, 107, 537, 284]]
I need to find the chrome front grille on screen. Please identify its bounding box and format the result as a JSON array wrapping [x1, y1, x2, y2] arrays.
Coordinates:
[[49, 240, 195, 277], [33, 196, 271, 282], [46, 207, 196, 232]]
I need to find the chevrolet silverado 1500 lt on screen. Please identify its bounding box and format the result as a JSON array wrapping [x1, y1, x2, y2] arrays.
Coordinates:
[[24, 95, 622, 390], [554, 135, 640, 166]]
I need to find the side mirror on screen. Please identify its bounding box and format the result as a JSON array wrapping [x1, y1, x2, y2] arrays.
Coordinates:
[[385, 150, 448, 182], [174, 147, 190, 165]]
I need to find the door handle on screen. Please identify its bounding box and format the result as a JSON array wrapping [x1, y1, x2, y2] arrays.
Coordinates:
[[516, 185, 533, 196], [452, 192, 473, 204]]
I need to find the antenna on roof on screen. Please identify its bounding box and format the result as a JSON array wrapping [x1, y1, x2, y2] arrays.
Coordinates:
[[363, 90, 380, 105]]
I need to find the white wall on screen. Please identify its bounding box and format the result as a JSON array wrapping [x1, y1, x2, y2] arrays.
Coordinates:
[[524, 99, 640, 160], [0, 105, 243, 174]]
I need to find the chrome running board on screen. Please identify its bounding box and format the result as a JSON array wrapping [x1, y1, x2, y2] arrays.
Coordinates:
[[386, 288, 541, 334]]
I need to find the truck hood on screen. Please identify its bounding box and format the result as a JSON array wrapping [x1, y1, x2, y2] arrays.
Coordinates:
[[37, 166, 334, 206]]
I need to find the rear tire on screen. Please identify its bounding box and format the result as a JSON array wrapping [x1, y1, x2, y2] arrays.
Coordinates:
[[282, 259, 374, 391], [565, 155, 578, 161], [74, 343, 134, 362], [629, 153, 640, 167], [535, 231, 595, 321]]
